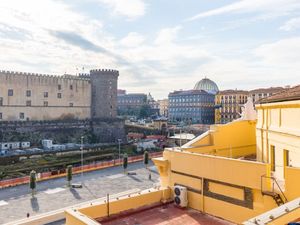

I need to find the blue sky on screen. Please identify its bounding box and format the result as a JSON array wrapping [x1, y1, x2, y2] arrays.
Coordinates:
[[0, 0, 300, 99]]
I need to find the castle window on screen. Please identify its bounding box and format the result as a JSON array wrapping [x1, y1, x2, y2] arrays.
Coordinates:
[[26, 100, 31, 106], [70, 85, 73, 90], [69, 103, 73, 107], [44, 101, 48, 107], [57, 93, 62, 98], [26, 90, 31, 97], [44, 92, 48, 98], [0, 113, 2, 119], [0, 97, 3, 106], [8, 89, 13, 96], [58, 84, 62, 90], [19, 113, 25, 119]]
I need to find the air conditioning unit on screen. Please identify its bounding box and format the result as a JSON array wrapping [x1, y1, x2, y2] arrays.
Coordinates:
[[174, 185, 188, 207]]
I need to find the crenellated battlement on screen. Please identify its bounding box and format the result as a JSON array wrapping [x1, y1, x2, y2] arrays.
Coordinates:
[[90, 68, 119, 76], [0, 70, 90, 81]]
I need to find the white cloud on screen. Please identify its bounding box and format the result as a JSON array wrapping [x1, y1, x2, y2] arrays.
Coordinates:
[[186, 0, 300, 21], [254, 37, 300, 64], [280, 17, 300, 31], [96, 0, 146, 20], [154, 26, 182, 45], [120, 32, 145, 47]]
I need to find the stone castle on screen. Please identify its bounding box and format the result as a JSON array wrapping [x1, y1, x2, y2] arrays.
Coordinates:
[[0, 69, 118, 121], [0, 69, 125, 144]]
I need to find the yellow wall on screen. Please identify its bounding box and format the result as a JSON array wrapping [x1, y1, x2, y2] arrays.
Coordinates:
[[256, 100, 300, 181], [65, 188, 171, 225], [183, 120, 256, 158], [153, 149, 277, 223], [285, 166, 300, 200]]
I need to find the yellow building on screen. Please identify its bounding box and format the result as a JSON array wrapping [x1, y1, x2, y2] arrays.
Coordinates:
[[157, 99, 169, 117], [64, 85, 300, 225], [215, 90, 249, 124]]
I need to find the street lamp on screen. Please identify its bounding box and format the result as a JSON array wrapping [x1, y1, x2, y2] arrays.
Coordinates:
[[81, 136, 84, 183], [117, 139, 122, 165]]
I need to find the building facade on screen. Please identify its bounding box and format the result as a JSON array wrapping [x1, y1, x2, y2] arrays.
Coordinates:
[[168, 90, 215, 124], [215, 90, 249, 124], [249, 87, 285, 103], [215, 87, 287, 124], [117, 91, 147, 116], [0, 69, 118, 121], [168, 78, 218, 124], [157, 99, 169, 117]]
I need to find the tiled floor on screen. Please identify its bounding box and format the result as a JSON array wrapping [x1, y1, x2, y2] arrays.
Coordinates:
[[99, 203, 234, 225]]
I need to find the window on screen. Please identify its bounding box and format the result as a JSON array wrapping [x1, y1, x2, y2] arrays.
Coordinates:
[[43, 101, 48, 107], [270, 145, 275, 172], [69, 103, 73, 107], [70, 85, 73, 90], [26, 90, 31, 97], [44, 92, 48, 98], [57, 93, 62, 98], [0, 97, 3, 106], [19, 112, 25, 119], [26, 100, 31, 106], [58, 84, 61, 90], [0, 113, 2, 119], [8, 89, 13, 96]]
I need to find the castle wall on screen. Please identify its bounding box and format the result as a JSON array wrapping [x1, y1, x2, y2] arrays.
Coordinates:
[[0, 71, 91, 121]]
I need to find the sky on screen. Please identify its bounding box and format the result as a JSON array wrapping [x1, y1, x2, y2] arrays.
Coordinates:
[[0, 0, 300, 99]]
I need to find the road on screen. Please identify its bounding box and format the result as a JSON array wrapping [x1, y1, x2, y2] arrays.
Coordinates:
[[0, 161, 159, 224]]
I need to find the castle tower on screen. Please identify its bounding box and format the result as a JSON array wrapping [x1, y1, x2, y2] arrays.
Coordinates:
[[90, 69, 119, 119]]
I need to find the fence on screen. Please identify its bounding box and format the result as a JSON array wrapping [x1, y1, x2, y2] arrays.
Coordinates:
[[0, 152, 163, 189]]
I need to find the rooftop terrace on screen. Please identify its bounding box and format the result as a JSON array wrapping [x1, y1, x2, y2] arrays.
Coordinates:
[[98, 202, 234, 225]]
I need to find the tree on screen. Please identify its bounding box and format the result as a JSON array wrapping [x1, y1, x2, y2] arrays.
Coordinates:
[[123, 154, 128, 174], [143, 151, 149, 169], [66, 165, 73, 187], [139, 104, 152, 118], [29, 170, 36, 197]]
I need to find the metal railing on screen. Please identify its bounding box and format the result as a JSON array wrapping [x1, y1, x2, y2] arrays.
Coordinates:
[[260, 174, 288, 203]]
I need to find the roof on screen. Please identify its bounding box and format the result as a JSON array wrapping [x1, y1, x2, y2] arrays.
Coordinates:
[[169, 133, 196, 140], [218, 89, 249, 95], [194, 78, 219, 94], [169, 89, 212, 96], [99, 202, 233, 225], [258, 85, 300, 104], [249, 87, 284, 94]]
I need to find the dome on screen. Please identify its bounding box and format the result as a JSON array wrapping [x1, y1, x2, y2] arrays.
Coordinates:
[[194, 78, 219, 94]]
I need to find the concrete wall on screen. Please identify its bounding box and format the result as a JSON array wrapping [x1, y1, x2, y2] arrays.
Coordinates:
[[65, 188, 171, 225], [182, 120, 256, 158], [153, 150, 277, 224], [0, 71, 91, 121]]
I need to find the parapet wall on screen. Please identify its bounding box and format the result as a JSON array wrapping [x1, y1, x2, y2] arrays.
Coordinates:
[[0, 70, 90, 81]]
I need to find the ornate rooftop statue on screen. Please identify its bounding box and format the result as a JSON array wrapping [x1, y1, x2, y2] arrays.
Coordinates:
[[237, 97, 257, 121]]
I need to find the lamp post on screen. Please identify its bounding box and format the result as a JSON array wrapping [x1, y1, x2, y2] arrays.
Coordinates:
[[117, 139, 121, 165], [80, 136, 84, 183]]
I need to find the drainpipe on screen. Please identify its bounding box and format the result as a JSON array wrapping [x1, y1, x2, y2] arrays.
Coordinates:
[[202, 177, 205, 213]]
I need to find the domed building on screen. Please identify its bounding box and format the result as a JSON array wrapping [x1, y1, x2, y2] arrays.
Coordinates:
[[194, 78, 219, 95]]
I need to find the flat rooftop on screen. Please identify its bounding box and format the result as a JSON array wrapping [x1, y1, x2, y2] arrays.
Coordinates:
[[98, 203, 234, 225]]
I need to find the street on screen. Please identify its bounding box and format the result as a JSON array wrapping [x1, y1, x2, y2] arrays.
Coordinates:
[[0, 161, 159, 224]]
